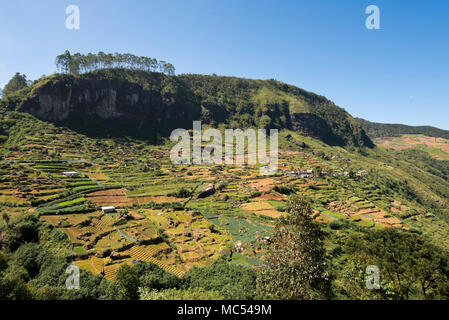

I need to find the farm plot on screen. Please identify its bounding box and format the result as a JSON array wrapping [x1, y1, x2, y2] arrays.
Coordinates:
[[85, 188, 130, 207], [144, 209, 234, 268], [241, 200, 286, 218], [201, 211, 272, 247]]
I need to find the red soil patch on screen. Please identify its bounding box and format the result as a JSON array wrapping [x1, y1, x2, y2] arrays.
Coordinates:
[[86, 189, 131, 206], [248, 178, 275, 193]]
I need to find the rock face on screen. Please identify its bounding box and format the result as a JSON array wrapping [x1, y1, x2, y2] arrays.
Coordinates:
[[20, 77, 201, 137]]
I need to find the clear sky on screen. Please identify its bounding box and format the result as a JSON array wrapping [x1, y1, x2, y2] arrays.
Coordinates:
[[1, 0, 448, 129]]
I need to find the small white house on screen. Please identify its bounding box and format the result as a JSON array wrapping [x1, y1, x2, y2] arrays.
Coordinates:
[[62, 171, 78, 177], [101, 206, 116, 213]]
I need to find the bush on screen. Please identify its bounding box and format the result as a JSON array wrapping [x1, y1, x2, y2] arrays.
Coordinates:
[[273, 185, 297, 195], [168, 187, 193, 198], [182, 260, 257, 299]]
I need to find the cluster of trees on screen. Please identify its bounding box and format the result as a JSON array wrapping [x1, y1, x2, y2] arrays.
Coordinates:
[[341, 228, 449, 299], [0, 72, 30, 97], [55, 50, 175, 76]]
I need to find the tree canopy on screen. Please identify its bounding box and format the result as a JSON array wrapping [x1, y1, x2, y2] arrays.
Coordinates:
[[256, 196, 332, 299], [55, 50, 175, 76], [2, 73, 29, 96]]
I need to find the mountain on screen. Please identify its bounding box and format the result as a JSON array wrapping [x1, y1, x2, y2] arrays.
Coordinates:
[[3, 67, 449, 300], [2, 69, 373, 147], [357, 118, 449, 140]]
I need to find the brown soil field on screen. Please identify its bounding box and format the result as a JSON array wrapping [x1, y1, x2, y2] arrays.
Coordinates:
[[247, 178, 275, 192], [241, 200, 285, 218], [86, 188, 131, 206]]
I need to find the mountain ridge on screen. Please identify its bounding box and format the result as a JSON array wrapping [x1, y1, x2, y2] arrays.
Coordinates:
[[2, 69, 374, 148], [357, 117, 449, 140]]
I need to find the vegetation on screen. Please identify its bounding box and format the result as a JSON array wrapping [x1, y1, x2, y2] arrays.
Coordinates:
[[1, 60, 449, 300], [257, 197, 332, 299], [1, 73, 31, 98], [55, 50, 175, 75]]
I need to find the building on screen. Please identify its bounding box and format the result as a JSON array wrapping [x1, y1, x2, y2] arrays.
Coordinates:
[[298, 170, 314, 178], [61, 171, 78, 177], [101, 206, 116, 213]]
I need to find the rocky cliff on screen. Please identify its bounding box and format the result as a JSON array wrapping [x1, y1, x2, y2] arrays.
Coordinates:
[[15, 70, 374, 147], [19, 75, 200, 137]]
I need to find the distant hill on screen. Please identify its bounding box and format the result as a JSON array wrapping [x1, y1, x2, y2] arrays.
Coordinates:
[[357, 118, 449, 140], [1, 69, 374, 148]]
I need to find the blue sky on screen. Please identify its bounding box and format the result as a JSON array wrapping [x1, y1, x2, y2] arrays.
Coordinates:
[[1, 0, 448, 129]]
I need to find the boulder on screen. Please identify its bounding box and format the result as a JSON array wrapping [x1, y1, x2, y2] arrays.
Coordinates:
[[197, 184, 215, 198]]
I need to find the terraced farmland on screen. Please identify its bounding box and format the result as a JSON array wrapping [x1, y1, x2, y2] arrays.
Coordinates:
[[2, 120, 446, 284]]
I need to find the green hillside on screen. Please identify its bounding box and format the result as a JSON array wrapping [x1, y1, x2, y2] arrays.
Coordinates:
[[1, 68, 449, 300], [2, 69, 373, 148]]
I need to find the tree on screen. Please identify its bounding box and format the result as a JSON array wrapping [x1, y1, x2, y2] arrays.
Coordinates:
[[2, 73, 29, 96], [0, 215, 40, 253], [134, 261, 180, 290], [115, 264, 139, 300], [2, 213, 10, 225], [0, 251, 8, 272], [55, 50, 72, 74], [257, 196, 332, 299]]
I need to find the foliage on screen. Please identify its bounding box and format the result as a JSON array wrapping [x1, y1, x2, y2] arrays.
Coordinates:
[[139, 287, 223, 300], [55, 50, 175, 75], [0, 214, 40, 252], [114, 264, 140, 300], [2, 73, 30, 96], [343, 228, 449, 299], [257, 196, 332, 299], [273, 184, 297, 195], [168, 187, 193, 198], [182, 260, 257, 299], [134, 261, 181, 290]]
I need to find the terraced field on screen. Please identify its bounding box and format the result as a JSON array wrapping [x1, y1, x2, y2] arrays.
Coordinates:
[[376, 134, 449, 160], [3, 121, 445, 282]]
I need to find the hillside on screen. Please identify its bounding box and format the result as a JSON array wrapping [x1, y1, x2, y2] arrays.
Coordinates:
[[357, 118, 449, 140], [2, 69, 449, 300], [2, 69, 373, 148]]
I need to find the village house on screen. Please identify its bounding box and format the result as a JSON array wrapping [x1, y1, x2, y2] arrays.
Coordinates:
[[298, 169, 314, 178], [101, 206, 116, 213], [61, 171, 79, 177]]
